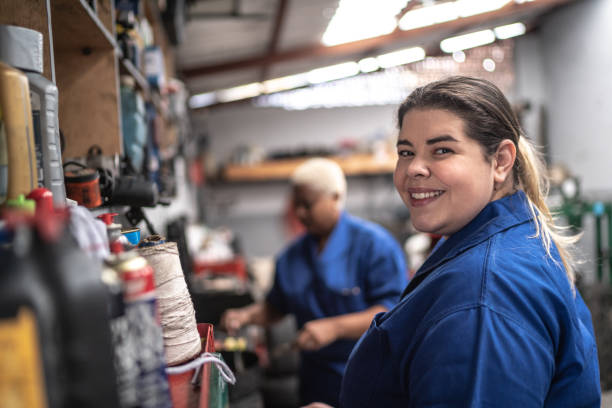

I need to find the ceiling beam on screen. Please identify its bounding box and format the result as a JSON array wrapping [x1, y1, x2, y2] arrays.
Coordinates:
[[181, 0, 574, 79], [260, 0, 288, 81]]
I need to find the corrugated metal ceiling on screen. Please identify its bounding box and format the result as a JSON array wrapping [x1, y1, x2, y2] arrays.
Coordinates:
[[174, 0, 575, 96]]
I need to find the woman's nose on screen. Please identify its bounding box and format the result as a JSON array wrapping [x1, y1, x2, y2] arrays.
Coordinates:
[[406, 156, 430, 178]]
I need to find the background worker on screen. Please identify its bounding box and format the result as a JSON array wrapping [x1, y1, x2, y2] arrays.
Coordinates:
[[220, 157, 408, 407]]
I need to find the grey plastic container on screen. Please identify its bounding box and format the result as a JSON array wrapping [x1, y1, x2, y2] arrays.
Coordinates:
[[0, 24, 66, 206]]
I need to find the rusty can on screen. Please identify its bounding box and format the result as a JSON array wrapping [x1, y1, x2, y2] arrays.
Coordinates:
[[113, 251, 171, 408]]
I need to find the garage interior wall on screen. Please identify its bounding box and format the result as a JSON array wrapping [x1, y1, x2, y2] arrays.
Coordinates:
[[192, 0, 610, 261], [515, 0, 612, 283]]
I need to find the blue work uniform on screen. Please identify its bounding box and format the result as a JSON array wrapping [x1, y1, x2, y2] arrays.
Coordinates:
[[267, 211, 407, 406], [340, 191, 601, 407]]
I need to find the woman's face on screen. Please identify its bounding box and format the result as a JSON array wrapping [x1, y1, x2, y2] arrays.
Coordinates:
[[394, 108, 497, 236], [292, 184, 341, 237]]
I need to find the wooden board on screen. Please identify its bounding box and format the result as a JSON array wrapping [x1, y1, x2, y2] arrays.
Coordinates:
[[52, 0, 116, 52], [223, 153, 397, 182], [56, 48, 121, 158], [96, 0, 115, 37]]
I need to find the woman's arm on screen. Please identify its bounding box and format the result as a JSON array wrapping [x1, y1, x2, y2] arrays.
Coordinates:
[[296, 305, 386, 350]]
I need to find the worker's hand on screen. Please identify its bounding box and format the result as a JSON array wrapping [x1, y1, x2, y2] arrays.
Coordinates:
[[301, 403, 334, 408], [219, 308, 250, 335], [296, 318, 339, 351]]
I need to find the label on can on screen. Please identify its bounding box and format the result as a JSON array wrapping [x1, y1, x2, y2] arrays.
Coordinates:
[[0, 307, 48, 408], [117, 254, 171, 408]]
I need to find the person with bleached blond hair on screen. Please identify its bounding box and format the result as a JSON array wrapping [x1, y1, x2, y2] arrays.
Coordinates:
[[221, 157, 407, 407]]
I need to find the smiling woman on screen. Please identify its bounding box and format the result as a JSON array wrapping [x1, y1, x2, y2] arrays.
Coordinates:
[[394, 108, 516, 236], [329, 76, 602, 408]]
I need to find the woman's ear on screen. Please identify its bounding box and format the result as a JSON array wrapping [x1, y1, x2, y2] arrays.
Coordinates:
[[493, 139, 516, 187]]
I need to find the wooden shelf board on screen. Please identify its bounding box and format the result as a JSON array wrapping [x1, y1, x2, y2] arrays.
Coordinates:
[[223, 154, 397, 182], [52, 0, 116, 51]]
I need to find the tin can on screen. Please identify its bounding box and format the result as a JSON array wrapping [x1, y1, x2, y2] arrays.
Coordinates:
[[113, 251, 172, 408]]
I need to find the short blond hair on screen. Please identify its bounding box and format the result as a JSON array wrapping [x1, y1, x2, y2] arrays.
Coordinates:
[[291, 158, 346, 208]]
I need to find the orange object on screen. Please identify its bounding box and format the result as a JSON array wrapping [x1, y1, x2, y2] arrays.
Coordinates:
[[64, 165, 102, 208]]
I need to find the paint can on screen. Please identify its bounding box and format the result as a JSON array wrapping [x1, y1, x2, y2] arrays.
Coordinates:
[[63, 161, 102, 208]]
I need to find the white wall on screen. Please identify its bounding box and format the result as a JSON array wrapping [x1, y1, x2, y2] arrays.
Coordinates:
[[194, 104, 398, 164], [518, 0, 612, 195], [514, 0, 612, 283]]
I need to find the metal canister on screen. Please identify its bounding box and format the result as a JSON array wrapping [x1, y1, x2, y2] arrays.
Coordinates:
[[111, 251, 172, 408]]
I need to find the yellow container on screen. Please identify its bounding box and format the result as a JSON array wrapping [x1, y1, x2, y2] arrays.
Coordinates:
[[0, 61, 38, 200]]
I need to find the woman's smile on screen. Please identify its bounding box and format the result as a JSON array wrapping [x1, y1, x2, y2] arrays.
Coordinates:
[[407, 189, 445, 207]]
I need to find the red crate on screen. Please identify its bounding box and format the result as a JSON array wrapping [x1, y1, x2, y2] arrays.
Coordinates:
[[168, 323, 216, 408], [192, 256, 248, 282]]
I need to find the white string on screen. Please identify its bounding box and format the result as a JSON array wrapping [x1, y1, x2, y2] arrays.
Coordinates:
[[139, 242, 201, 365], [165, 352, 236, 385]]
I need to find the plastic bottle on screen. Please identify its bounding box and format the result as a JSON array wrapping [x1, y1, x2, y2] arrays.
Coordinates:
[[0, 210, 121, 407], [0, 61, 38, 200], [0, 24, 66, 207]]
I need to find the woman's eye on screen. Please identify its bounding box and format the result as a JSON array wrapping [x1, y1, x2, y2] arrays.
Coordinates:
[[398, 150, 413, 157], [434, 147, 453, 155]]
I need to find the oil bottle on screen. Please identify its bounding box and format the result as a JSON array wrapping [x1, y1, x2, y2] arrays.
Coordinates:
[[0, 61, 38, 200], [0, 209, 120, 407], [0, 24, 66, 206]]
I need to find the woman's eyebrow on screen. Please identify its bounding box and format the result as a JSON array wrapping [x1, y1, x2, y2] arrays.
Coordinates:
[[427, 135, 458, 145], [397, 135, 458, 147]]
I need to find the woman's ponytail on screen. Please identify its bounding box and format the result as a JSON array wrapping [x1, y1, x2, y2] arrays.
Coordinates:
[[516, 136, 581, 289]]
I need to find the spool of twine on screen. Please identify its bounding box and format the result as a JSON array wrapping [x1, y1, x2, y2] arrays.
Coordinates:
[[138, 241, 201, 366]]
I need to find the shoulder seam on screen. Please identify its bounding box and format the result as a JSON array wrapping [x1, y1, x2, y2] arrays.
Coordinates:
[[480, 236, 494, 303]]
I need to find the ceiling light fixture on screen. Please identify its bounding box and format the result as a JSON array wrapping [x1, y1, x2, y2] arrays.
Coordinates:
[[398, 2, 459, 30], [440, 29, 496, 53], [455, 0, 512, 18], [216, 83, 263, 103], [307, 62, 360, 84], [188, 92, 216, 109], [358, 57, 380, 73], [494, 22, 527, 39], [321, 0, 409, 46], [376, 47, 426, 68], [399, 0, 513, 31], [482, 58, 496, 72], [262, 74, 309, 93]]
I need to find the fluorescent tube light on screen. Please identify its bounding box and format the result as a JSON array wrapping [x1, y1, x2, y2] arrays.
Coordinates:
[[377, 47, 426, 68], [455, 0, 512, 17], [358, 57, 380, 73], [494, 22, 526, 39], [188, 92, 216, 109], [322, 0, 408, 46], [262, 74, 309, 93], [307, 62, 360, 84], [440, 29, 495, 53], [398, 2, 459, 31], [216, 83, 263, 103]]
